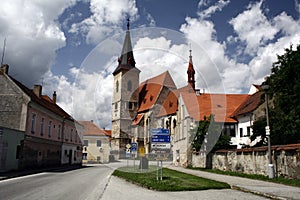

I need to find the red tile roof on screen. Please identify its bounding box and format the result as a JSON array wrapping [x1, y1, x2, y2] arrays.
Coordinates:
[[132, 113, 144, 125], [138, 71, 176, 112], [78, 121, 108, 136], [104, 130, 112, 137], [231, 91, 263, 117], [157, 90, 179, 117], [180, 86, 248, 122]]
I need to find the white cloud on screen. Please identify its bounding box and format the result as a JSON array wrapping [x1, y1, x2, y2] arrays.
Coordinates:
[[198, 0, 230, 19], [69, 0, 138, 44], [0, 0, 77, 86], [229, 1, 278, 55]]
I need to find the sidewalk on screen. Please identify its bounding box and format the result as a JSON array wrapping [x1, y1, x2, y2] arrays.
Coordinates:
[[166, 166, 300, 200]]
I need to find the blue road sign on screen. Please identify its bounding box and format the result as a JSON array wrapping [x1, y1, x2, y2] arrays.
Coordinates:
[[151, 135, 170, 143], [131, 142, 138, 151], [151, 128, 169, 136]]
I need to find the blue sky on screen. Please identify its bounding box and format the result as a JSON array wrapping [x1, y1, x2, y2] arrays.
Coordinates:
[[1, 0, 299, 128]]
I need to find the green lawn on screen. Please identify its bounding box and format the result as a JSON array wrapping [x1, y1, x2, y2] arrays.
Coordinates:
[[188, 167, 300, 188], [112, 166, 230, 191]]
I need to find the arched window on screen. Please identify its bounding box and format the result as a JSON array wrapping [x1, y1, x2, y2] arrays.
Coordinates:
[[116, 80, 119, 93], [127, 80, 132, 91]]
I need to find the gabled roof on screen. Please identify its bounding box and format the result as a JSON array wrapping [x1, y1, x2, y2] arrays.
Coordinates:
[[180, 86, 248, 123], [10, 76, 74, 121], [78, 121, 108, 137], [231, 91, 263, 117], [156, 90, 179, 117], [138, 71, 177, 112]]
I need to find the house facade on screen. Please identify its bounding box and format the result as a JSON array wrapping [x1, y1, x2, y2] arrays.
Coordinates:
[[0, 127, 24, 172], [0, 64, 83, 170], [79, 120, 111, 163]]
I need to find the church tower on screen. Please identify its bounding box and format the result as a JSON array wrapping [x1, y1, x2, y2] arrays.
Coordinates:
[[187, 48, 195, 91], [112, 19, 140, 159]]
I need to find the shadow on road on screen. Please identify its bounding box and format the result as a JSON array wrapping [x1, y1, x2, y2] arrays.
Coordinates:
[[0, 164, 93, 181]]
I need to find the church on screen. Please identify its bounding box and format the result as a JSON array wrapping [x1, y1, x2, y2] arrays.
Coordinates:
[[111, 21, 262, 164]]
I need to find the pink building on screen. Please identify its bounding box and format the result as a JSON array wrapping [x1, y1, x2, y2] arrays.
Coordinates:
[[0, 64, 83, 169]]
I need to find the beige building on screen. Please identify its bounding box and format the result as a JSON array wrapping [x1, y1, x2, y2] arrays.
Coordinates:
[[79, 121, 111, 163]]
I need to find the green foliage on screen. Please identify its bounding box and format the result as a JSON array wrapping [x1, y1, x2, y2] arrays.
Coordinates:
[[268, 44, 300, 145], [251, 117, 267, 146], [213, 135, 232, 150], [190, 116, 210, 151], [190, 115, 231, 151], [113, 167, 230, 191]]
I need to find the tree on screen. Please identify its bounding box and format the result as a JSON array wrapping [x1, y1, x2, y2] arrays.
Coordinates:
[[267, 44, 300, 144], [190, 115, 231, 152]]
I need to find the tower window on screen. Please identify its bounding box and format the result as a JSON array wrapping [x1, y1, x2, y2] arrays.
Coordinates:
[[116, 80, 119, 93], [129, 102, 134, 110], [127, 80, 132, 91]]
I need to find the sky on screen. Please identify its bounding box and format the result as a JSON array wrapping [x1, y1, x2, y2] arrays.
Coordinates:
[[0, 0, 299, 129]]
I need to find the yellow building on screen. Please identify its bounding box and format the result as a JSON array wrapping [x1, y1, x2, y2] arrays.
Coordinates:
[[79, 121, 111, 163]]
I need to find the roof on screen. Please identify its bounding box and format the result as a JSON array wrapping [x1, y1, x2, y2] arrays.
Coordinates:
[[78, 121, 108, 137], [113, 27, 137, 75], [104, 130, 112, 137], [231, 91, 263, 117], [180, 86, 248, 123], [10, 76, 74, 121], [132, 113, 144, 125], [138, 71, 177, 112], [156, 90, 179, 117]]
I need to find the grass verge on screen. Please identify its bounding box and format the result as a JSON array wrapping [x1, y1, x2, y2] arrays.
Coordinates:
[[112, 166, 230, 191], [188, 167, 300, 187]]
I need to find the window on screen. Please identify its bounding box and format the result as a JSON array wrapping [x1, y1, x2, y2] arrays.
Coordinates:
[[115, 102, 118, 110], [247, 126, 251, 136], [58, 124, 61, 139], [127, 80, 132, 91], [48, 121, 52, 137], [97, 140, 102, 147], [65, 127, 68, 141], [70, 129, 73, 141], [129, 102, 134, 110], [223, 124, 235, 137], [116, 80, 119, 93], [40, 117, 45, 135], [239, 128, 243, 137], [75, 131, 77, 142], [84, 140, 88, 146], [31, 113, 36, 133], [82, 153, 87, 160]]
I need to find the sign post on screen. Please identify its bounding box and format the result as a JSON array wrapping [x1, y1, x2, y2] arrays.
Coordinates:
[[151, 128, 171, 181]]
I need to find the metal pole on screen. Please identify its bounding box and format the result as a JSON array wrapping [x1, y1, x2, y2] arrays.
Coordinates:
[[265, 92, 274, 179]]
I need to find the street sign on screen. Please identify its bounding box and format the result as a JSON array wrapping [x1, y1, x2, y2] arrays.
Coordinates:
[[126, 143, 131, 149], [151, 135, 170, 143], [125, 148, 131, 158], [151, 128, 169, 135], [131, 142, 138, 151], [151, 143, 171, 149]]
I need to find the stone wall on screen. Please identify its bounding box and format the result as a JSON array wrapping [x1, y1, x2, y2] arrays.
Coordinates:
[[193, 144, 300, 179]]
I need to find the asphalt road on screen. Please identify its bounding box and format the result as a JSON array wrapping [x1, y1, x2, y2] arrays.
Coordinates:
[[0, 163, 122, 200], [0, 162, 268, 200]]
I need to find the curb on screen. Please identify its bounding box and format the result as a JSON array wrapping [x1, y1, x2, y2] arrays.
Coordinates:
[[231, 185, 288, 200]]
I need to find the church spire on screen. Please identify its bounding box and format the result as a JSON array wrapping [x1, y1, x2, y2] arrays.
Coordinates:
[[187, 47, 195, 90], [113, 18, 136, 75]]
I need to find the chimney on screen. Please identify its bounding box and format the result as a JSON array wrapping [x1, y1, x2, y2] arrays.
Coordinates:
[[53, 91, 57, 104], [0, 64, 9, 74], [33, 85, 42, 97]]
